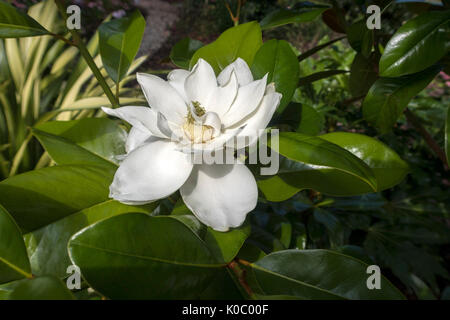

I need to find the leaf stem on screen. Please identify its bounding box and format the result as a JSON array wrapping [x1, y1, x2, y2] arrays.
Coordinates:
[[404, 108, 449, 170], [224, 0, 245, 26], [48, 32, 76, 46], [54, 0, 119, 108], [227, 260, 255, 298]]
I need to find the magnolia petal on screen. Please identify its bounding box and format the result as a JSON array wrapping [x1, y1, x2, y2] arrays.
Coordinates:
[[125, 127, 152, 153], [222, 74, 268, 128], [217, 58, 254, 86], [180, 163, 258, 231], [156, 112, 184, 142], [110, 139, 193, 203], [185, 58, 217, 109], [202, 111, 222, 137], [101, 106, 167, 138], [208, 70, 238, 118], [136, 73, 187, 124], [167, 69, 190, 103], [234, 89, 282, 147]]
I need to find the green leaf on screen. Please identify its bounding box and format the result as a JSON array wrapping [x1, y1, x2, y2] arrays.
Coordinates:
[[171, 206, 251, 266], [258, 174, 301, 202], [190, 21, 262, 74], [296, 104, 323, 135], [6, 276, 75, 300], [0, 165, 114, 232], [237, 242, 266, 262], [363, 65, 440, 133], [251, 39, 300, 113], [25, 200, 157, 278], [259, 5, 329, 30], [204, 223, 251, 264], [260, 132, 407, 200], [170, 37, 203, 69], [379, 10, 450, 77], [270, 132, 378, 191], [347, 19, 373, 57], [446, 106, 450, 164], [0, 204, 31, 284], [277, 103, 324, 135], [170, 204, 251, 264], [249, 249, 405, 299], [98, 10, 145, 83], [0, 2, 49, 38], [320, 132, 409, 192], [68, 213, 232, 299], [33, 118, 127, 167], [349, 52, 378, 97]]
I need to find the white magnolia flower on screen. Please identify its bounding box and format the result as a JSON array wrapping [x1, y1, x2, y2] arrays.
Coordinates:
[[102, 58, 281, 231]]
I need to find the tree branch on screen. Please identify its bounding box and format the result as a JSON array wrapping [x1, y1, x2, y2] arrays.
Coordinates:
[[404, 108, 449, 170]]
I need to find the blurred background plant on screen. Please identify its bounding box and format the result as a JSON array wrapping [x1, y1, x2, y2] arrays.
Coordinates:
[[0, 0, 146, 179]]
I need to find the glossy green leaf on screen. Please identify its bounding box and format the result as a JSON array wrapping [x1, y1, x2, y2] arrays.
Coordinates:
[[0, 2, 49, 38], [170, 37, 203, 69], [379, 10, 450, 77], [271, 132, 377, 191], [251, 39, 299, 113], [260, 5, 329, 30], [237, 242, 266, 262], [249, 249, 405, 299], [33, 118, 127, 167], [0, 204, 31, 284], [68, 213, 231, 299], [190, 22, 262, 74], [25, 200, 157, 278], [0, 165, 114, 232], [7, 276, 75, 300], [349, 52, 378, 97], [320, 132, 409, 191], [170, 202, 250, 264], [260, 132, 407, 200], [197, 268, 243, 299], [363, 65, 440, 133], [98, 10, 145, 83], [204, 223, 251, 264], [258, 174, 301, 202]]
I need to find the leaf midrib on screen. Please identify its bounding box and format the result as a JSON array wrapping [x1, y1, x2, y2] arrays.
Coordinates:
[[70, 241, 227, 269], [250, 262, 345, 299], [0, 256, 32, 279]]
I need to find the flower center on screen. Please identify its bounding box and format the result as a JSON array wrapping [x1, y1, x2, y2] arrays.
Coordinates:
[[183, 101, 214, 143]]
